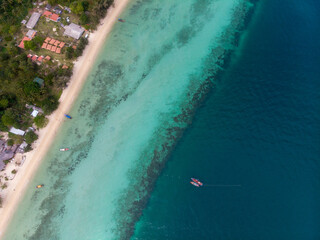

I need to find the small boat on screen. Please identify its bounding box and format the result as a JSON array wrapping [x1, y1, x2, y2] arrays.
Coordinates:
[[191, 178, 203, 186], [190, 181, 200, 187], [64, 114, 72, 119], [59, 148, 69, 151], [36, 184, 44, 189], [118, 18, 125, 22]]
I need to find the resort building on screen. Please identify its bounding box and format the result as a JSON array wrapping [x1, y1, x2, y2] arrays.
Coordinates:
[[31, 109, 39, 117], [26, 12, 41, 29], [18, 141, 28, 153], [42, 38, 65, 53], [43, 11, 60, 22], [0, 140, 18, 169], [45, 3, 52, 10], [9, 127, 25, 136], [18, 36, 31, 49], [64, 23, 84, 39], [53, 6, 63, 14], [26, 30, 37, 39], [31, 55, 38, 61]]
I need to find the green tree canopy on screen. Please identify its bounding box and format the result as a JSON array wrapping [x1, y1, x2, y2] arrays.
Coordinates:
[[0, 99, 9, 109], [25, 131, 38, 144], [1, 109, 16, 126], [7, 139, 14, 146], [33, 114, 48, 128]]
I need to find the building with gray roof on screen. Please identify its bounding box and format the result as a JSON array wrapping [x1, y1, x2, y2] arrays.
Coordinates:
[[26, 12, 41, 29], [64, 23, 84, 39]]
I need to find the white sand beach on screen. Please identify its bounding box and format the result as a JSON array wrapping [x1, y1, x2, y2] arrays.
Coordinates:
[[0, 0, 130, 237]]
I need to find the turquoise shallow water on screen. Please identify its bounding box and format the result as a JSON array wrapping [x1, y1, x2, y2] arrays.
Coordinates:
[[3, 1, 253, 239]]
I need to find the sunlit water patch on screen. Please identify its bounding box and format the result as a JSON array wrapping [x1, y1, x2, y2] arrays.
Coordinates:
[[4, 0, 254, 239]]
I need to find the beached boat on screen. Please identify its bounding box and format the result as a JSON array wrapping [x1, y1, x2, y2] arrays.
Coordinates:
[[59, 148, 69, 151], [36, 184, 44, 189], [118, 18, 125, 22], [191, 178, 203, 186], [64, 114, 72, 119], [190, 181, 200, 187]]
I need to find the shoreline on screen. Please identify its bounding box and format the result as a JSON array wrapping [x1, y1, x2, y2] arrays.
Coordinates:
[[0, 0, 131, 237]]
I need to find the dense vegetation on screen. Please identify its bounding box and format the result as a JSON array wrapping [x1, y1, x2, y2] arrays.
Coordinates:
[[0, 0, 114, 141], [47, 0, 115, 28]]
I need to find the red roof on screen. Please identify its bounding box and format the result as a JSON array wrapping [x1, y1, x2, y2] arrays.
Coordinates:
[[46, 44, 52, 50], [51, 46, 57, 52], [55, 47, 61, 54], [44, 37, 51, 43], [18, 36, 31, 49], [43, 11, 52, 17], [49, 39, 55, 45], [62, 65, 69, 69], [54, 40, 60, 46], [37, 56, 44, 62], [45, 56, 51, 61], [50, 14, 59, 22], [72, 45, 77, 50], [27, 54, 32, 58], [31, 55, 38, 61], [41, 43, 47, 49], [59, 42, 65, 48]]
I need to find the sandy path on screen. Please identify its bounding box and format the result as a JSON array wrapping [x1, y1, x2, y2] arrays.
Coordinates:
[[0, 0, 130, 237]]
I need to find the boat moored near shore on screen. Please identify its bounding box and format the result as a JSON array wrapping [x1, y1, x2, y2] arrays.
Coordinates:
[[59, 148, 70, 151]]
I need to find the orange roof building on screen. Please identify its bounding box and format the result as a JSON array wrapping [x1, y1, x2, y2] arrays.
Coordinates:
[[46, 44, 52, 51], [44, 37, 51, 43], [55, 47, 61, 54], [43, 11, 60, 22], [51, 46, 57, 52], [37, 56, 44, 62], [62, 65, 69, 69], [59, 42, 65, 48], [31, 55, 38, 61], [50, 13, 60, 22], [43, 11, 52, 18], [54, 40, 60, 46], [18, 36, 31, 49], [49, 39, 55, 45], [41, 43, 48, 49], [44, 56, 51, 61]]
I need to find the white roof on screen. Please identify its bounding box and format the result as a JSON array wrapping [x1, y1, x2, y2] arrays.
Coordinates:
[[19, 141, 28, 149], [26, 12, 41, 29], [26, 29, 37, 39], [64, 23, 84, 39], [31, 110, 39, 117], [9, 127, 26, 136]]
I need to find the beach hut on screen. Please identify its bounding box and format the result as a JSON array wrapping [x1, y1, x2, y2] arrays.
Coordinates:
[[44, 37, 51, 43]]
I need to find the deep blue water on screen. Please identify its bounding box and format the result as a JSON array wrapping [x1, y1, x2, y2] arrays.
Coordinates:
[[132, 0, 320, 239]]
